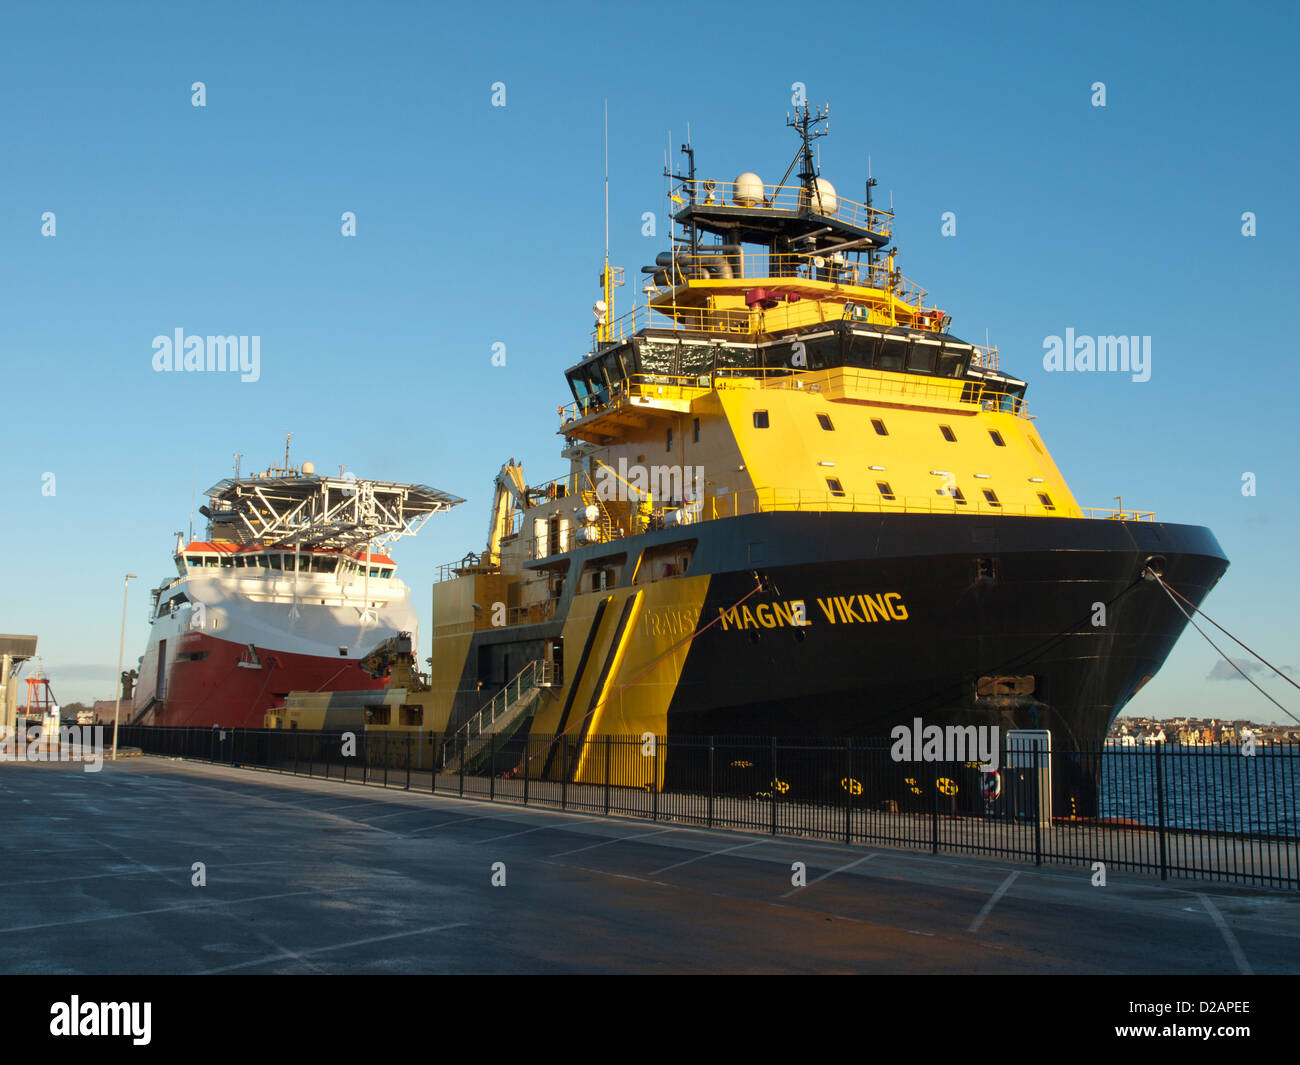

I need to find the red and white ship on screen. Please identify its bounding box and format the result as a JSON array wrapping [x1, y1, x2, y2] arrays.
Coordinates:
[[131, 458, 461, 728]]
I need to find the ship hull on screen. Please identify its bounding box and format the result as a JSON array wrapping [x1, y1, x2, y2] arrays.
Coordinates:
[[132, 571, 418, 729], [447, 513, 1228, 814]]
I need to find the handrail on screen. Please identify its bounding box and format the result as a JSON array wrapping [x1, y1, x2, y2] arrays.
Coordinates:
[[448, 660, 541, 756], [559, 367, 1030, 426], [674, 178, 894, 236]]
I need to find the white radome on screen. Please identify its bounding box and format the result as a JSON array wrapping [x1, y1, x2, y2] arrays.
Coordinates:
[[811, 177, 838, 215], [732, 172, 764, 206]]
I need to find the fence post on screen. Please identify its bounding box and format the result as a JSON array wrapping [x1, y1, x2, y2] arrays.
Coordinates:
[[1155, 740, 1168, 881], [489, 734, 496, 802], [523, 737, 530, 806], [930, 758, 939, 855], [604, 734, 611, 816], [652, 738, 659, 823], [844, 739, 852, 845], [562, 741, 568, 811], [459, 739, 465, 797], [405, 734, 412, 790], [233, 730, 241, 770], [707, 737, 714, 829], [771, 737, 778, 836]]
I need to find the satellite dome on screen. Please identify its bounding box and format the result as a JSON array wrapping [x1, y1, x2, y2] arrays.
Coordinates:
[[301, 461, 316, 476], [810, 177, 838, 215], [732, 173, 764, 207]]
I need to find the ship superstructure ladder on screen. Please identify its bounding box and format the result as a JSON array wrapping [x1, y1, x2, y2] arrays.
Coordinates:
[[442, 660, 552, 770]]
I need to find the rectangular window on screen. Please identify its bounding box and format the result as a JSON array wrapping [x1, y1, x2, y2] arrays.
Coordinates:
[[753, 410, 769, 428], [666, 427, 673, 452], [876, 481, 895, 500], [983, 489, 1001, 507], [871, 418, 888, 436], [1037, 492, 1055, 511], [826, 477, 845, 497], [692, 417, 700, 443], [952, 486, 967, 504], [817, 413, 835, 431], [940, 424, 956, 442], [989, 430, 1006, 447]]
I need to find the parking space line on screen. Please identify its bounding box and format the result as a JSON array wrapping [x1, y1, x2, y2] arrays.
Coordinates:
[[548, 827, 677, 858], [781, 853, 877, 898], [650, 839, 762, 876], [1197, 893, 1253, 975], [967, 871, 1019, 933], [198, 922, 470, 974]]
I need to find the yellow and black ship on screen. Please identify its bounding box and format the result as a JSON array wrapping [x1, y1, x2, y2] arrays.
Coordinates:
[[422, 105, 1228, 810]]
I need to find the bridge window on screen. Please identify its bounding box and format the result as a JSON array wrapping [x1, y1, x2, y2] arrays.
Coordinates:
[[871, 418, 888, 436], [989, 430, 1006, 447], [983, 489, 1002, 507], [1037, 492, 1056, 511], [940, 424, 956, 442], [826, 478, 845, 497], [876, 481, 895, 500], [753, 410, 769, 428], [817, 413, 835, 431]]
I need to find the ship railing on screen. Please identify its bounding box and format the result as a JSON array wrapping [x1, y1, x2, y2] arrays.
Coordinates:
[[970, 345, 999, 371], [672, 178, 895, 236], [595, 303, 755, 347], [444, 661, 542, 767], [713, 366, 1030, 419], [639, 250, 925, 297], [559, 367, 1031, 428], [1080, 507, 1156, 521], [704, 488, 1057, 520]]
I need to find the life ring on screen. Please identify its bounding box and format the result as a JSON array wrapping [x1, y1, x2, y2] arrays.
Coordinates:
[[982, 769, 1002, 801]]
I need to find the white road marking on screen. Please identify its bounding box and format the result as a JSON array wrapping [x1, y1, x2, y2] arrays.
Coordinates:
[[198, 922, 470, 974], [548, 827, 677, 858], [1197, 893, 1253, 975], [780, 853, 877, 898], [968, 871, 1019, 933], [649, 839, 762, 876], [0, 889, 317, 935]]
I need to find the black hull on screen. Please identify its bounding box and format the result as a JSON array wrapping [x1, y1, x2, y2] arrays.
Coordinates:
[[458, 512, 1228, 815]]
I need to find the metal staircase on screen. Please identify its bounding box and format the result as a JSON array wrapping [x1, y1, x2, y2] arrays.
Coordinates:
[[442, 660, 549, 771]]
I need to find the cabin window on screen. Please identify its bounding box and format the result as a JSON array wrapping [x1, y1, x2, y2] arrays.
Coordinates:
[[826, 478, 845, 497], [989, 430, 1006, 447], [692, 417, 700, 443], [634, 540, 696, 585], [817, 413, 835, 431], [204, 556, 219, 568], [871, 418, 888, 436], [876, 481, 895, 500], [940, 424, 956, 442], [952, 486, 967, 504], [1037, 492, 1055, 511], [753, 410, 769, 429], [666, 427, 673, 453], [983, 489, 1002, 507]]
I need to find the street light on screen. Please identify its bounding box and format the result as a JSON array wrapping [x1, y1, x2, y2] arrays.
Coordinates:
[[111, 574, 137, 761]]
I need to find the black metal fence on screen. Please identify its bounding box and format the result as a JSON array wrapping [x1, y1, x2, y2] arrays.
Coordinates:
[[116, 726, 1300, 890]]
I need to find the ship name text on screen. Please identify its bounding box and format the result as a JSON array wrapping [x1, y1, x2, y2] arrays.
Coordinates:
[[716, 592, 908, 631]]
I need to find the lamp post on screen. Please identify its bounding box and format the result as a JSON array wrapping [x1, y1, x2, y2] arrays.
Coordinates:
[[111, 574, 137, 761]]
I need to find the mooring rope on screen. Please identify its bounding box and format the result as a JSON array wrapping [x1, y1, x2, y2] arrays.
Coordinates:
[[1145, 568, 1297, 725]]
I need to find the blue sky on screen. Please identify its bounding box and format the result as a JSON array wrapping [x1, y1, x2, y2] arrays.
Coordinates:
[[2, 0, 1297, 724]]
